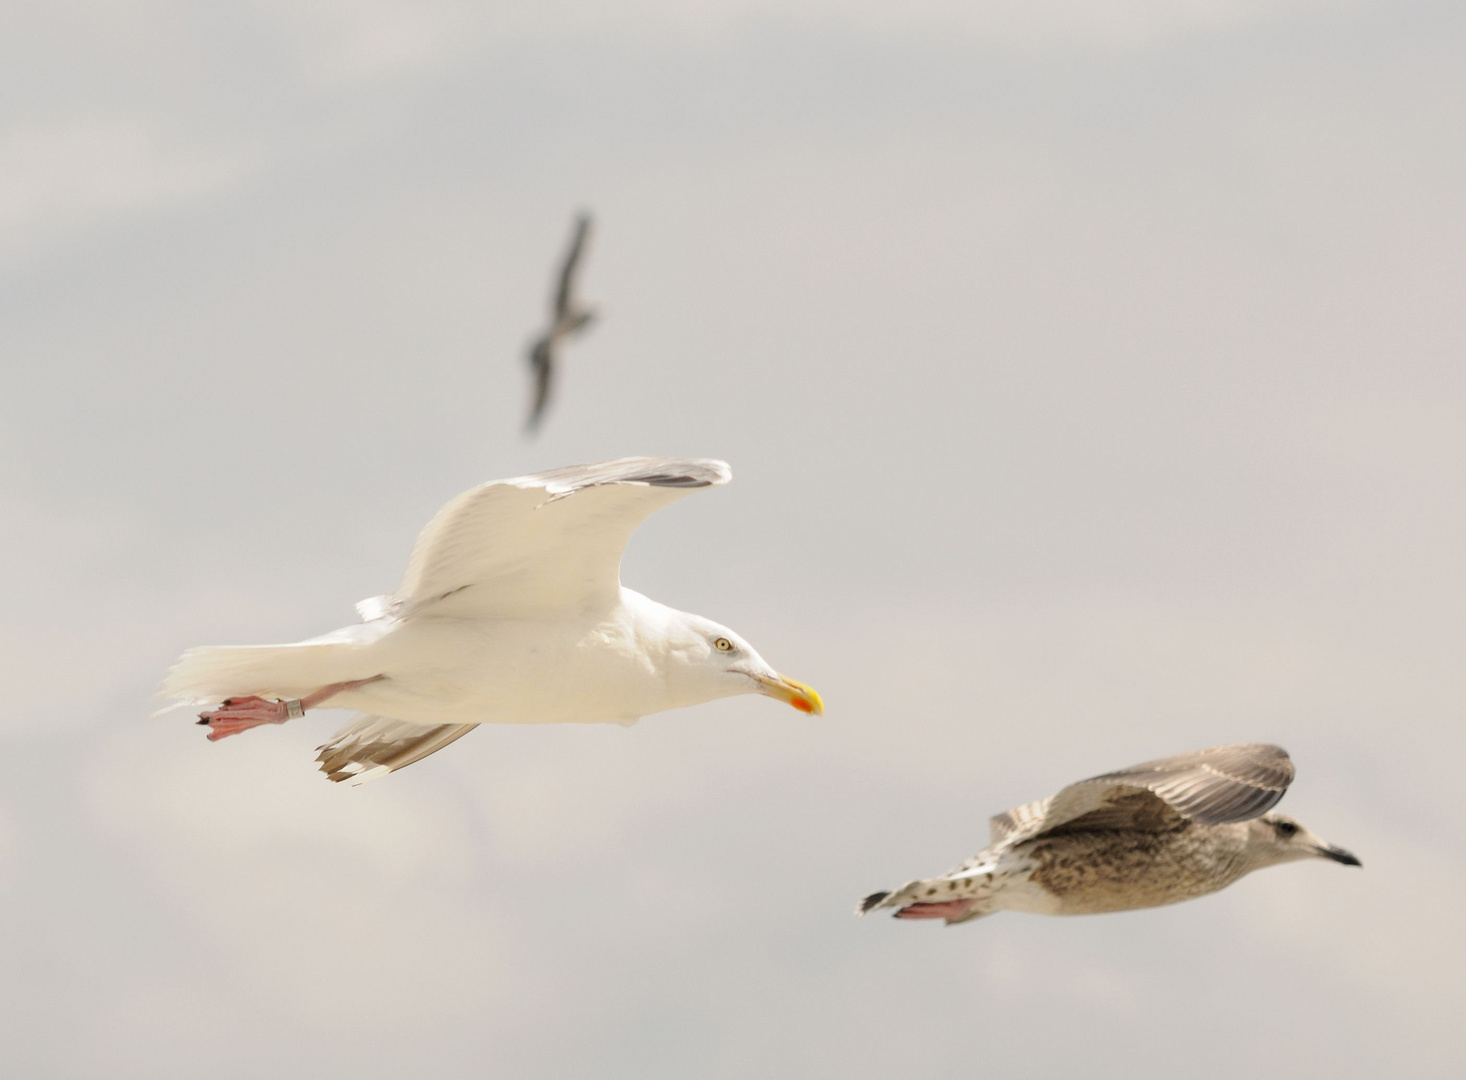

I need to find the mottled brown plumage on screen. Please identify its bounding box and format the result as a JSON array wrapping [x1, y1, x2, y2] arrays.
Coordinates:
[[859, 744, 1359, 925], [1026, 820, 1252, 914]]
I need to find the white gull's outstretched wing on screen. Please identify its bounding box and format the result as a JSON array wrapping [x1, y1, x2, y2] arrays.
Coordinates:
[[383, 457, 731, 619], [987, 743, 1295, 850]]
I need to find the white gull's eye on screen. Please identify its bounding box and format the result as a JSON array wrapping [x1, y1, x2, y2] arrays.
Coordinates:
[[714, 637, 734, 652]]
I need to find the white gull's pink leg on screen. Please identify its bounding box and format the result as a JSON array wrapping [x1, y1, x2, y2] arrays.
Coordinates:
[[197, 676, 385, 742]]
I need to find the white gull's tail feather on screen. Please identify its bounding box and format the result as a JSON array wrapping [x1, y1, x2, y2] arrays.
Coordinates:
[[162, 638, 375, 705]]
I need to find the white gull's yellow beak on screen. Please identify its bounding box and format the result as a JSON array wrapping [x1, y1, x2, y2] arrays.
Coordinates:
[[751, 672, 824, 715]]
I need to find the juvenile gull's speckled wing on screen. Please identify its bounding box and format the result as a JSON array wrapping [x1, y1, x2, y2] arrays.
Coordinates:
[[988, 744, 1295, 849], [382, 457, 731, 620], [988, 798, 1051, 846]]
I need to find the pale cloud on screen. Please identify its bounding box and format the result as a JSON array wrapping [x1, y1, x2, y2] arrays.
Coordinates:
[[1226, 811, 1466, 1072], [0, 802, 13, 873], [84, 731, 519, 1031], [0, 494, 308, 735], [0, 119, 256, 260], [486, 0, 1360, 50], [248, 0, 475, 85]]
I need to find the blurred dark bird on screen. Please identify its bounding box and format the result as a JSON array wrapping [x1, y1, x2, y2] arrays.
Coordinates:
[[525, 213, 597, 433]]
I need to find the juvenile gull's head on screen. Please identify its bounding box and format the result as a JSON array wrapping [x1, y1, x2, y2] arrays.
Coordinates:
[[1246, 813, 1362, 869]]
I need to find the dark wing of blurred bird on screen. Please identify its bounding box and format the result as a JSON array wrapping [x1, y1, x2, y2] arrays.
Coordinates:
[[525, 213, 597, 433]]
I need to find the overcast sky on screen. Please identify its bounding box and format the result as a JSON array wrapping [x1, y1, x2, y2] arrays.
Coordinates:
[[2, 2, 1464, 1077]]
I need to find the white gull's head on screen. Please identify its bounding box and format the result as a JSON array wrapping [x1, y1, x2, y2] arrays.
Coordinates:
[[643, 605, 823, 716]]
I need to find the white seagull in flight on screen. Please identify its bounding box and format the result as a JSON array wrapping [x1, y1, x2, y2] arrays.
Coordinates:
[[163, 458, 823, 784]]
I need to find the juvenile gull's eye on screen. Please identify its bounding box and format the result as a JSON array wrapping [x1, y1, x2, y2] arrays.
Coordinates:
[[1275, 821, 1298, 838], [714, 637, 734, 652]]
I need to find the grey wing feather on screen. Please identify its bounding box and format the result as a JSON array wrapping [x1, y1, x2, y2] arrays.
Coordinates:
[[316, 715, 479, 784], [528, 456, 731, 494], [989, 797, 1052, 845], [994, 744, 1295, 847], [1086, 743, 1294, 824]]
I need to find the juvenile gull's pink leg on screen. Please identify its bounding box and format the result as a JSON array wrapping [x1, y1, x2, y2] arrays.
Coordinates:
[[197, 676, 385, 742], [893, 899, 977, 921]]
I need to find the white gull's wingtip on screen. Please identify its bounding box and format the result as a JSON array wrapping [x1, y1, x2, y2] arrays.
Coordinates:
[[355, 595, 400, 622], [345, 765, 392, 787]]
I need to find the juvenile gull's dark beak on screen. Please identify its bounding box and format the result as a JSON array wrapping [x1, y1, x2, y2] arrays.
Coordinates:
[[1314, 843, 1362, 867]]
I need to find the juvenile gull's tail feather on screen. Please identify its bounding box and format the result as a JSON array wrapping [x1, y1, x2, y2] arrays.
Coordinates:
[[856, 873, 999, 925]]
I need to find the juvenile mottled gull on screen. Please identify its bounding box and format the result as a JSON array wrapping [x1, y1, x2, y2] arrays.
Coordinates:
[[859, 744, 1359, 925], [163, 458, 822, 784], [525, 212, 596, 432]]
